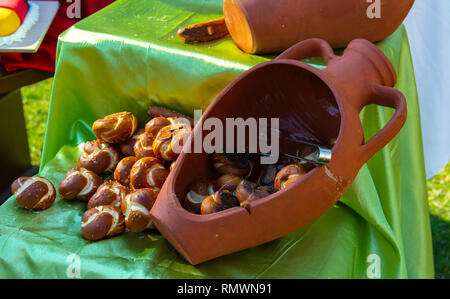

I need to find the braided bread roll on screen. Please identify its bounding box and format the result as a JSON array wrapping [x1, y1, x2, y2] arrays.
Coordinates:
[[215, 173, 245, 192], [92, 111, 138, 144], [211, 153, 253, 178], [134, 132, 156, 158], [145, 116, 173, 136], [147, 107, 195, 127], [200, 190, 239, 215], [236, 180, 275, 208], [11, 177, 56, 210], [114, 156, 138, 187], [152, 121, 192, 161], [78, 140, 120, 174], [58, 168, 104, 201], [130, 157, 169, 190], [256, 163, 287, 186], [274, 164, 307, 191], [120, 129, 145, 156], [81, 205, 125, 241], [88, 181, 130, 209], [121, 188, 158, 232], [182, 179, 215, 214]]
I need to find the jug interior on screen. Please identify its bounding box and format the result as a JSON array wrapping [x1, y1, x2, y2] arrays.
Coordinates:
[[174, 63, 341, 210]]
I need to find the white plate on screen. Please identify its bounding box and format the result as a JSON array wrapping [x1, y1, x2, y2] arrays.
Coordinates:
[[0, 1, 60, 53]]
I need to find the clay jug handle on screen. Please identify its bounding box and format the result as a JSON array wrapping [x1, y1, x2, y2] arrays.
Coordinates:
[[276, 38, 336, 65], [358, 85, 407, 164]]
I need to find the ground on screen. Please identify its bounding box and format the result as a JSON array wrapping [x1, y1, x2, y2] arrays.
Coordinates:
[[21, 78, 449, 278]]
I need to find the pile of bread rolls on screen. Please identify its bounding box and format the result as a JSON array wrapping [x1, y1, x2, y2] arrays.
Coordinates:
[[10, 107, 315, 239], [66, 111, 192, 241], [182, 152, 310, 215], [11, 110, 192, 242]]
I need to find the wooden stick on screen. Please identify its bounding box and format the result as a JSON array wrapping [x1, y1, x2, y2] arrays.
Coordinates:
[[177, 18, 229, 43]]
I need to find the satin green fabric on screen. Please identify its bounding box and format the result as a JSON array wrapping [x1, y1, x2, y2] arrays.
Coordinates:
[[0, 0, 434, 278]]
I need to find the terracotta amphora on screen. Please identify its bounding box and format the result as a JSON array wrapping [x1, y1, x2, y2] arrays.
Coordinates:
[[223, 0, 415, 54], [150, 38, 407, 265]]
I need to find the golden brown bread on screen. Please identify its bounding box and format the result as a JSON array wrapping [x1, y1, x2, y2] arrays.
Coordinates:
[[274, 164, 307, 191], [121, 188, 158, 232], [152, 121, 192, 161], [182, 179, 215, 214], [88, 181, 130, 209], [255, 163, 287, 187], [11, 176, 56, 210], [120, 129, 145, 156], [58, 168, 104, 201], [134, 132, 156, 158], [129, 157, 169, 190], [236, 180, 275, 208], [147, 107, 195, 128], [211, 153, 253, 178], [78, 140, 120, 174], [92, 111, 138, 144], [200, 190, 239, 215], [156, 122, 192, 161], [145, 116, 172, 137], [81, 205, 125, 241], [114, 156, 138, 187], [215, 173, 245, 192]]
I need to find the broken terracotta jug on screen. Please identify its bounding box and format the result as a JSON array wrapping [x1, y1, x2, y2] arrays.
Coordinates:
[[223, 0, 415, 53], [150, 38, 407, 265]]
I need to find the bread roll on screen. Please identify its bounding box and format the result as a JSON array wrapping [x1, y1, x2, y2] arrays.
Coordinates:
[[211, 153, 253, 178], [121, 188, 158, 232], [129, 157, 169, 190], [120, 129, 145, 156], [256, 163, 287, 186], [81, 205, 125, 241], [58, 168, 103, 201], [114, 156, 138, 187], [134, 132, 156, 158], [182, 179, 215, 214], [274, 164, 307, 191], [200, 190, 239, 215], [145, 116, 172, 136], [152, 122, 192, 161], [92, 111, 138, 144], [11, 176, 56, 210], [78, 140, 120, 174], [88, 181, 130, 209], [236, 180, 275, 208], [215, 173, 245, 192]]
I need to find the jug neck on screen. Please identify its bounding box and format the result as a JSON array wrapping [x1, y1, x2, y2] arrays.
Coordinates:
[[323, 39, 396, 111]]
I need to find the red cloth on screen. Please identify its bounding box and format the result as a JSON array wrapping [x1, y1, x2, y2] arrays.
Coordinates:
[[1, 0, 116, 73], [0, 0, 28, 23]]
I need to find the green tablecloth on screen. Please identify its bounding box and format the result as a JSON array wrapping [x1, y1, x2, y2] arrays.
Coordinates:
[[0, 0, 434, 278]]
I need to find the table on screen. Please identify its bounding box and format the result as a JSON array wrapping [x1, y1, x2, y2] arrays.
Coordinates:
[[0, 0, 434, 278]]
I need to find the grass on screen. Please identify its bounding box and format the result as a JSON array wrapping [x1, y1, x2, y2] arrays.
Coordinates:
[[21, 78, 53, 165], [21, 78, 449, 278], [427, 163, 450, 278]]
